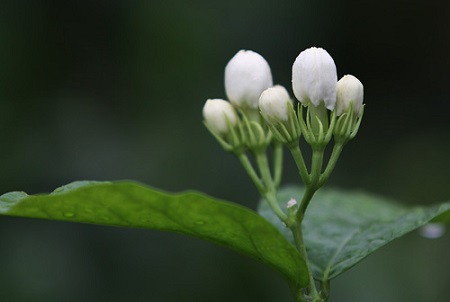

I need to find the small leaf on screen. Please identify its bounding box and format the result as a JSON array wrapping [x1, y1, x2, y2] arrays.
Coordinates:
[[258, 186, 450, 281], [0, 181, 309, 288]]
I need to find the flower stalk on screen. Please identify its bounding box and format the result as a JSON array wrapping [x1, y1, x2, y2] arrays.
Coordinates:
[[203, 46, 364, 302]]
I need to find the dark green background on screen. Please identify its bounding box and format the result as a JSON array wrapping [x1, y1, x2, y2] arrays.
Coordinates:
[[0, 0, 449, 301]]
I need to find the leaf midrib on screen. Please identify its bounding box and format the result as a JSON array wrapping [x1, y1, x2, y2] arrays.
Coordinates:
[[320, 228, 359, 281]]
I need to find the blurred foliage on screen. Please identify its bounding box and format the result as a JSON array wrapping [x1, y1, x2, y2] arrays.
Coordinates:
[[0, 0, 449, 301]]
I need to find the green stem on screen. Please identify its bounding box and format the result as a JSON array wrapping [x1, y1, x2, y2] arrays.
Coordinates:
[[255, 151, 288, 223], [290, 219, 322, 301], [310, 146, 325, 185], [294, 146, 324, 219], [319, 143, 344, 187], [291, 152, 326, 301], [289, 186, 325, 301], [272, 142, 283, 189], [292, 286, 307, 302], [320, 280, 330, 301], [296, 186, 317, 221], [289, 145, 310, 185], [237, 153, 264, 193], [264, 191, 288, 224], [255, 151, 275, 192]]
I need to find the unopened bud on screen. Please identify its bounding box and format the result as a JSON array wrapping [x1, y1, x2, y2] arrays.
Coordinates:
[[259, 85, 292, 122], [287, 198, 297, 209], [225, 50, 273, 110], [202, 99, 238, 135], [336, 75, 364, 116], [292, 47, 337, 110]]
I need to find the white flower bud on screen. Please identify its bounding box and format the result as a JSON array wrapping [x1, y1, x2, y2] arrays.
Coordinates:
[[202, 99, 238, 135], [336, 75, 364, 116], [225, 50, 273, 109], [258, 85, 292, 122], [292, 47, 337, 110], [287, 198, 297, 208]]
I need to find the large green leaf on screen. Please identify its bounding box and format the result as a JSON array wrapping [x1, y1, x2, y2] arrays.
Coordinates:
[[258, 186, 450, 282], [0, 181, 308, 288]]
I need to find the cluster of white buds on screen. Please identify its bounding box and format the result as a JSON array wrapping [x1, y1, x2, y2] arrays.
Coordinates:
[[292, 47, 364, 145], [255, 47, 364, 147], [203, 47, 365, 229], [203, 47, 365, 193], [202, 50, 275, 153], [292, 47, 365, 120], [203, 47, 365, 151]]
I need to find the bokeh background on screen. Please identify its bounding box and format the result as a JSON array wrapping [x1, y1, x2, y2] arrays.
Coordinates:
[[0, 0, 449, 301]]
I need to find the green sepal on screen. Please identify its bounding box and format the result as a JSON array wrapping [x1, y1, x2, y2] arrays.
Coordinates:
[[203, 117, 246, 154], [334, 103, 364, 144], [240, 112, 272, 152], [297, 104, 335, 148], [262, 101, 301, 146]]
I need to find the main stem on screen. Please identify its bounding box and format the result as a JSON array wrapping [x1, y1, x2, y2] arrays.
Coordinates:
[[289, 144, 327, 301], [290, 218, 322, 302], [289, 184, 323, 301], [238, 142, 329, 301], [297, 146, 324, 220]]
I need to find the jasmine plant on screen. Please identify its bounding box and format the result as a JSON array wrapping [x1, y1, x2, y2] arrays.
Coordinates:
[[1, 47, 449, 302], [203, 47, 365, 301]]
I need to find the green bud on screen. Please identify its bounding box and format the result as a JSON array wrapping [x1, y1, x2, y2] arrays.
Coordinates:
[[333, 103, 364, 144], [240, 111, 272, 153]]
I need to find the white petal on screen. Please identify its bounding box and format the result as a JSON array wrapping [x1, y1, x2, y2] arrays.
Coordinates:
[[225, 50, 273, 109], [259, 85, 292, 121], [336, 74, 364, 116], [202, 99, 238, 134], [292, 47, 337, 109]]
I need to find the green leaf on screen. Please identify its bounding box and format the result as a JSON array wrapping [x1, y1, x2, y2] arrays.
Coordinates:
[[0, 181, 309, 288], [258, 186, 450, 281]]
